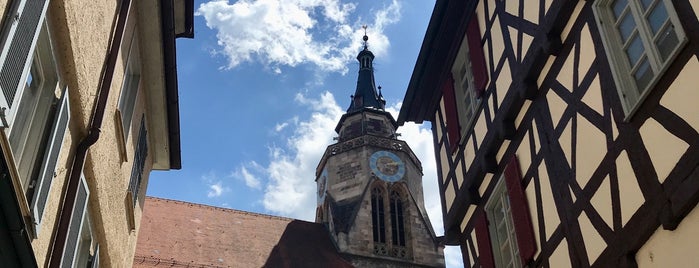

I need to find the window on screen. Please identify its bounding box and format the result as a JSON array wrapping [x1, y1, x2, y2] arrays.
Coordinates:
[[389, 189, 408, 258], [389, 190, 405, 247], [126, 115, 148, 231], [8, 22, 58, 192], [485, 178, 521, 268], [118, 34, 141, 142], [475, 156, 536, 268], [62, 173, 92, 267], [0, 0, 51, 127], [371, 187, 386, 248], [3, 21, 69, 235], [594, 0, 687, 117], [128, 115, 148, 207], [371, 185, 411, 259], [446, 14, 487, 147], [451, 42, 479, 138]]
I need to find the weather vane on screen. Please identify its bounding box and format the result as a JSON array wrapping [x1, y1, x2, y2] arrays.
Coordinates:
[[362, 25, 368, 48]]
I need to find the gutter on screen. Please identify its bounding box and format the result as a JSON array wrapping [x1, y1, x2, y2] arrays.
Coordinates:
[[163, 0, 195, 169], [48, 0, 131, 266], [161, 0, 181, 169]]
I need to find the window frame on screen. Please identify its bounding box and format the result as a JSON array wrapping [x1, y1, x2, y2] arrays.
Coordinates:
[[116, 32, 141, 157], [126, 115, 148, 231], [0, 0, 51, 129], [61, 173, 90, 268], [593, 0, 687, 119], [451, 34, 480, 141], [2, 20, 69, 237], [8, 20, 58, 191], [484, 176, 521, 268]]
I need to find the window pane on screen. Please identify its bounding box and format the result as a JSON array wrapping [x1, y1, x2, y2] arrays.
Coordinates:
[[612, 0, 628, 19], [625, 35, 644, 67], [617, 13, 636, 42], [459, 63, 467, 82], [634, 58, 654, 92], [463, 90, 472, 108], [655, 23, 679, 60], [640, 0, 655, 10], [647, 2, 668, 34]]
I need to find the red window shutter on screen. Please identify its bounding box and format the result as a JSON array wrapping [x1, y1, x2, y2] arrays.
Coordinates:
[[442, 74, 461, 152], [474, 209, 495, 268], [467, 14, 488, 98], [504, 155, 537, 264]]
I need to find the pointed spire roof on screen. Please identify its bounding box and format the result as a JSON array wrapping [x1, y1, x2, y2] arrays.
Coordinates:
[[346, 27, 385, 113]]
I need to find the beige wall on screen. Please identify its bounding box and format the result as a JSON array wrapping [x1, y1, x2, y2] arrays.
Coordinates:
[[636, 202, 699, 267], [20, 0, 164, 266]]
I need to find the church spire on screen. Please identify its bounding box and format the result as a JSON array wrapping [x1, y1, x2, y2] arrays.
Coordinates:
[[347, 26, 385, 113]]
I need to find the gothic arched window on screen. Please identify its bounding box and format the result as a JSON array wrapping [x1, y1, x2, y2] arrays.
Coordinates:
[[390, 190, 406, 247], [371, 187, 386, 244]]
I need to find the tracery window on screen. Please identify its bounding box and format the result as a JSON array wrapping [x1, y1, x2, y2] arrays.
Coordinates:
[[371, 187, 386, 244], [390, 190, 406, 247]]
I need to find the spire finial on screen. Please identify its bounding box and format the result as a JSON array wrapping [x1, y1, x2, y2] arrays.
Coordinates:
[[362, 25, 368, 49]]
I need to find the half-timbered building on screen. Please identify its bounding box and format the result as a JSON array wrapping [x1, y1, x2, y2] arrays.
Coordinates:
[[399, 0, 699, 267]]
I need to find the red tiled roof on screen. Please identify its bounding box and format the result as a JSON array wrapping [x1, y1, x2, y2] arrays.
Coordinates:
[[133, 197, 352, 268]]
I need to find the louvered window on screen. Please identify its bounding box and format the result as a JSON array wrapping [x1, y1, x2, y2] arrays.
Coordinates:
[[62, 174, 90, 268], [2, 20, 67, 236], [128, 116, 148, 207], [7, 21, 57, 189], [0, 0, 50, 127], [593, 0, 687, 117]]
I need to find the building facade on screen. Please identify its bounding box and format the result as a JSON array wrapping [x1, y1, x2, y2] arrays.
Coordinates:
[[0, 0, 193, 266], [314, 35, 445, 268], [399, 0, 699, 267]]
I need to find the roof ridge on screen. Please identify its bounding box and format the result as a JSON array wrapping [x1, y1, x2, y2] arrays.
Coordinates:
[[145, 196, 296, 221]]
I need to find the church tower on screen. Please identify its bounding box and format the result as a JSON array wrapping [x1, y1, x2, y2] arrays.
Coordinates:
[[315, 32, 445, 267]]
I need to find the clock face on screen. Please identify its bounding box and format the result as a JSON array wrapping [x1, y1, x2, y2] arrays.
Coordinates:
[[370, 151, 406, 182]]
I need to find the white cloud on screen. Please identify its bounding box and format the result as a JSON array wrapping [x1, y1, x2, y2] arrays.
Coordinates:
[[202, 171, 230, 198], [197, 0, 401, 74], [243, 166, 263, 189], [261, 91, 343, 220], [208, 182, 225, 197], [275, 122, 289, 132]]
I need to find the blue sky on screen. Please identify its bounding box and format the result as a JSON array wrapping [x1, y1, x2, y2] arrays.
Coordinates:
[[147, 0, 463, 266]]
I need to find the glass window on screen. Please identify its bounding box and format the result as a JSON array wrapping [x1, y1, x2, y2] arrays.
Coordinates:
[[452, 36, 480, 139], [9, 24, 59, 192], [118, 34, 141, 142], [485, 177, 521, 268], [594, 0, 686, 117]]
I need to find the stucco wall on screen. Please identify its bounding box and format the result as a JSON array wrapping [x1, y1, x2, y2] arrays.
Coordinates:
[[23, 0, 164, 266]]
